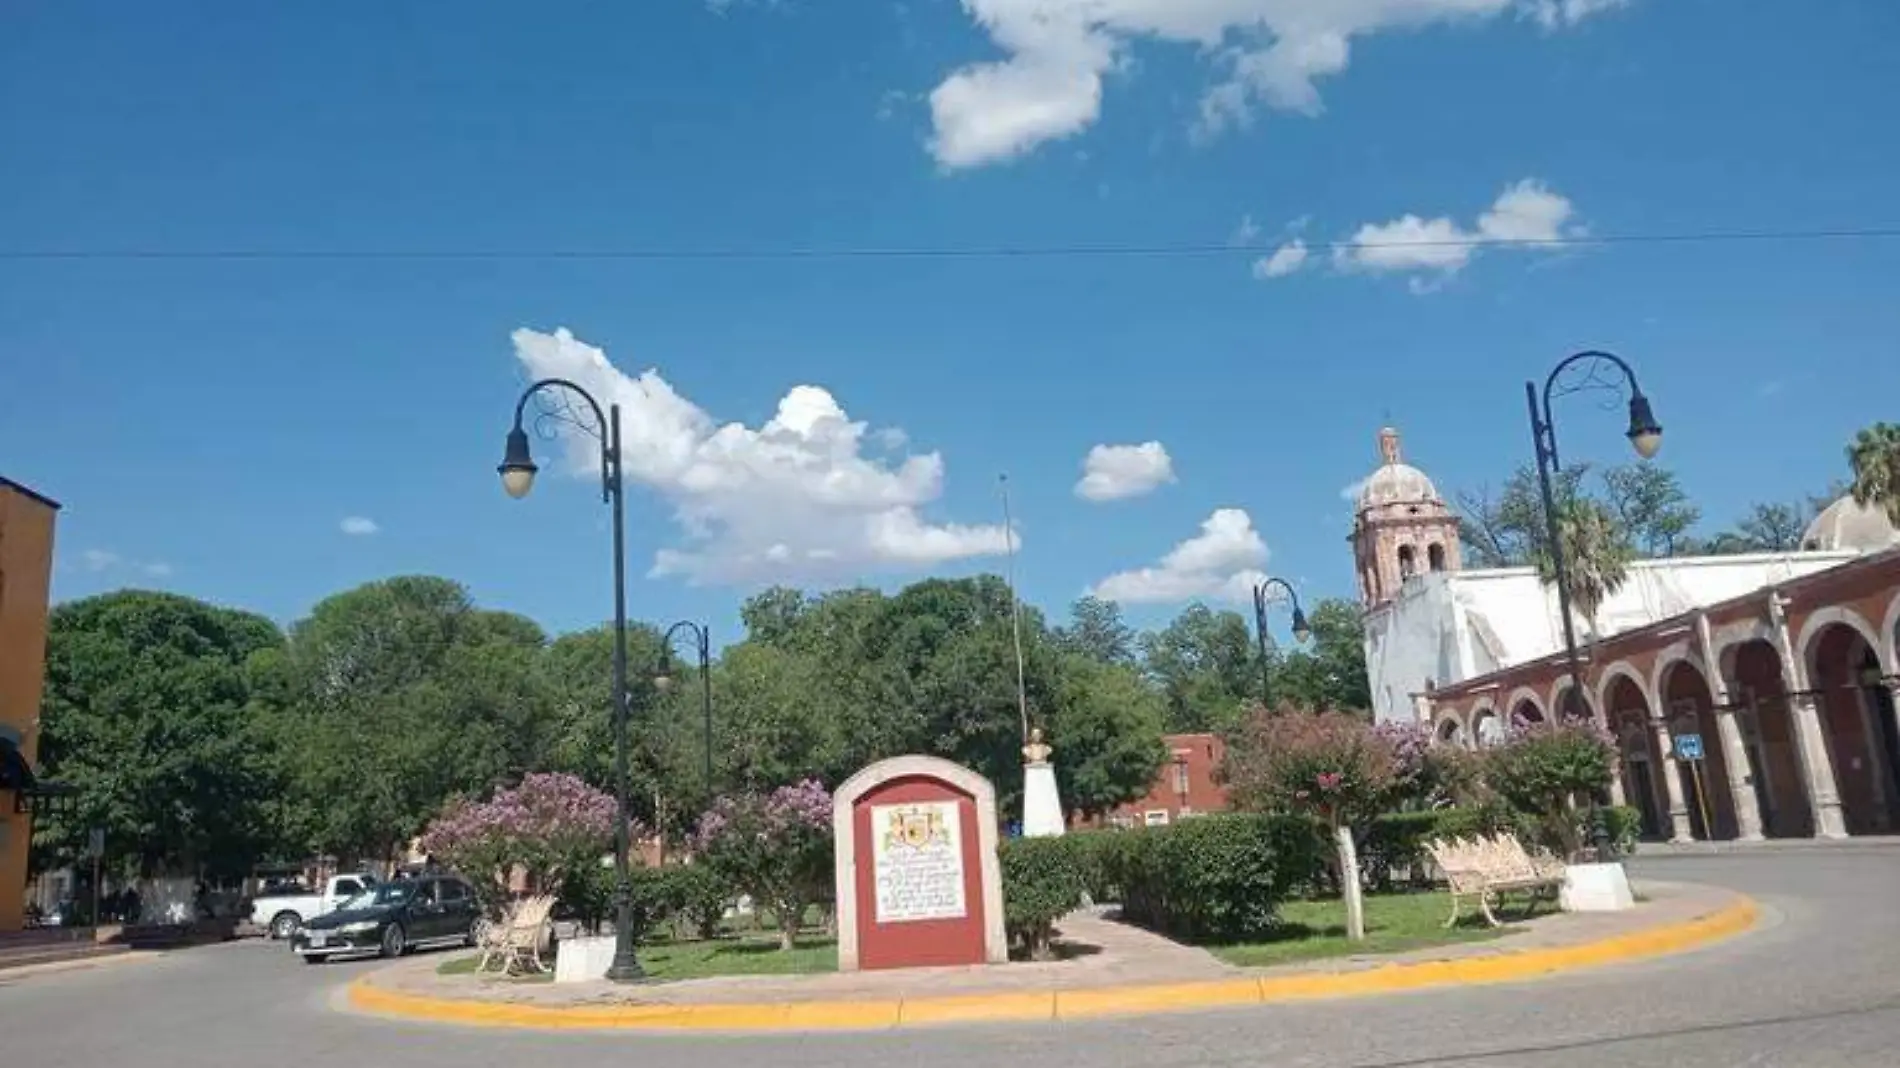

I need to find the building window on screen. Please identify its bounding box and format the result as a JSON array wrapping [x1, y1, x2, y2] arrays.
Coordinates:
[[1143, 810, 1170, 827], [1398, 544, 1417, 579], [1428, 543, 1446, 572], [1173, 760, 1190, 795]]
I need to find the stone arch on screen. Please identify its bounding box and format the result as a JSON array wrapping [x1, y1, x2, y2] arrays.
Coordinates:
[[1656, 655, 1738, 840], [1428, 543, 1447, 572], [1434, 712, 1468, 748], [1547, 675, 1595, 720], [1727, 636, 1811, 838], [1712, 617, 1777, 682], [1603, 671, 1666, 840], [1882, 590, 1900, 674], [1649, 646, 1710, 719], [1398, 543, 1417, 580], [1594, 661, 1655, 723], [1506, 686, 1547, 726], [1470, 703, 1505, 748], [1796, 606, 1884, 678]]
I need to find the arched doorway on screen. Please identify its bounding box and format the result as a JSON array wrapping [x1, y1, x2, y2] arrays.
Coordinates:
[[1436, 716, 1467, 748], [1726, 638, 1811, 838], [1658, 659, 1737, 840], [1604, 675, 1665, 839], [1510, 697, 1545, 728], [1473, 708, 1505, 748], [1806, 622, 1899, 835]]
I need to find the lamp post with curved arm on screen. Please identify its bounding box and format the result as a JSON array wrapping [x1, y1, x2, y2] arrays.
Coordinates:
[[1251, 577, 1311, 710], [496, 377, 645, 983], [1525, 350, 1663, 720], [655, 620, 714, 791]]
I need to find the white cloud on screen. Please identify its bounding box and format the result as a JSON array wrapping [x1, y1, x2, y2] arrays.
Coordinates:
[[1331, 179, 1578, 285], [1075, 441, 1176, 502], [79, 549, 121, 572], [340, 516, 380, 536], [1252, 239, 1310, 279], [1089, 508, 1268, 604], [928, 0, 1626, 168], [511, 327, 1011, 585], [1229, 214, 1262, 246]]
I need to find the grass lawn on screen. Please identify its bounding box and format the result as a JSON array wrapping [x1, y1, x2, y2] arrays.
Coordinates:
[[1208, 891, 1523, 968], [436, 954, 553, 983], [434, 936, 838, 984]]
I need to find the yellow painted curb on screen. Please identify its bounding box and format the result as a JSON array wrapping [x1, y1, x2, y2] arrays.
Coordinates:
[[345, 896, 1758, 1033]]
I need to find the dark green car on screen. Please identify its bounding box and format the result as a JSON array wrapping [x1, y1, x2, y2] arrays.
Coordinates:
[[291, 875, 480, 963]]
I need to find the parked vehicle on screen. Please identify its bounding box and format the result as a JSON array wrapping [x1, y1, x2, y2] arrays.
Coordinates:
[[249, 872, 377, 940], [290, 875, 481, 963]]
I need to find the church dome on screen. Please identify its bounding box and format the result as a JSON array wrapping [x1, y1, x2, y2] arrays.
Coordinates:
[[1357, 427, 1441, 510], [1801, 496, 1900, 553]]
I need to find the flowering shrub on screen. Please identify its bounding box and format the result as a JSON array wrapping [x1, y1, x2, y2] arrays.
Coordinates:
[[1223, 709, 1403, 940], [420, 772, 625, 914], [1484, 717, 1618, 858], [689, 779, 833, 950]]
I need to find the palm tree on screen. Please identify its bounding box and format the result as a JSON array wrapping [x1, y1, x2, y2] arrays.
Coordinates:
[[1848, 422, 1900, 526], [1533, 497, 1634, 639]]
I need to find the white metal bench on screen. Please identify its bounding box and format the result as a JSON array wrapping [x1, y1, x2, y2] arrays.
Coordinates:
[[1426, 834, 1566, 928]]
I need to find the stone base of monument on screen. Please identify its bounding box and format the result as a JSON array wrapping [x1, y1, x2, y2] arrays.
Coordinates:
[[1559, 862, 1635, 912], [553, 934, 617, 984], [1022, 763, 1065, 838]]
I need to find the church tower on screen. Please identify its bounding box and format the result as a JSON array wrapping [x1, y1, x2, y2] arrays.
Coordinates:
[[1350, 427, 1461, 609]]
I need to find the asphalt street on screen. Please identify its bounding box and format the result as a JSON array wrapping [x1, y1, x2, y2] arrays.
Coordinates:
[[5, 850, 1898, 1067]]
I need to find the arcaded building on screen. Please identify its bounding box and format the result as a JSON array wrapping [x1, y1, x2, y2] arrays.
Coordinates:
[[1353, 428, 1900, 842], [0, 476, 59, 931]]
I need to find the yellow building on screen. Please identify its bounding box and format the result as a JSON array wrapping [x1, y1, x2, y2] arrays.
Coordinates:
[[0, 476, 59, 932]]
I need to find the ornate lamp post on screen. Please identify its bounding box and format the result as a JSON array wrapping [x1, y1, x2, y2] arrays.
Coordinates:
[[1251, 577, 1311, 709], [1525, 351, 1663, 718], [655, 620, 715, 791], [1526, 353, 1660, 860], [496, 377, 645, 983]]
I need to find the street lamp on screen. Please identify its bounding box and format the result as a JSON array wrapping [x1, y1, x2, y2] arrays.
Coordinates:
[[496, 377, 645, 983], [1526, 350, 1662, 722], [655, 621, 715, 791], [1251, 577, 1311, 710]]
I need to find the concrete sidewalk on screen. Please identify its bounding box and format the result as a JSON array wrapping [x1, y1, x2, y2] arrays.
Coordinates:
[[1633, 834, 1900, 857], [345, 878, 1755, 1030]]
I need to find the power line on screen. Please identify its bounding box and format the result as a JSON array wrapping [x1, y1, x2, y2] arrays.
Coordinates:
[[2, 225, 1898, 262]]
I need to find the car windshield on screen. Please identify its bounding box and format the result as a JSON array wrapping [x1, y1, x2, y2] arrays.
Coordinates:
[[338, 883, 413, 911]]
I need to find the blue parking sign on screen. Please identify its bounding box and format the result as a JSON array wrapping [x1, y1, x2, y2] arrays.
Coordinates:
[[1674, 733, 1704, 760]]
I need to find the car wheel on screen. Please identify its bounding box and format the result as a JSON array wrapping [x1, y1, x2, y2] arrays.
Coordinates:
[[466, 917, 487, 948], [269, 912, 301, 940], [380, 923, 406, 959], [301, 954, 325, 966]]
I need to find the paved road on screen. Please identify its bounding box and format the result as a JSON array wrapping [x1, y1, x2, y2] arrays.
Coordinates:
[[5, 851, 1898, 1067]]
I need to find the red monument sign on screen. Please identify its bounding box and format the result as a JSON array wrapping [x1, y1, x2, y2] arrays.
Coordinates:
[[832, 755, 1006, 971]]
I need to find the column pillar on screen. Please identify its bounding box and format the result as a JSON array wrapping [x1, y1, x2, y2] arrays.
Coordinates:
[[1789, 691, 1849, 839], [1652, 716, 1695, 843], [1713, 705, 1764, 841], [1608, 760, 1628, 807]]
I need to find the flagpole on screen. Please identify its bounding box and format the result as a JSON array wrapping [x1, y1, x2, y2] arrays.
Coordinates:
[[1000, 474, 1030, 743]]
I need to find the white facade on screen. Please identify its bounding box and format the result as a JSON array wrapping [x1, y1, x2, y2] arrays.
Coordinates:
[[1363, 552, 1858, 723]]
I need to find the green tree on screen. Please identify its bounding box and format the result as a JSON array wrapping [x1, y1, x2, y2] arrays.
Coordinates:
[[1458, 462, 1696, 565], [1139, 604, 1257, 734], [1045, 653, 1165, 817], [1267, 598, 1372, 713], [1535, 497, 1634, 637], [1698, 500, 1814, 554], [1848, 421, 1900, 525], [268, 576, 555, 864], [1600, 464, 1700, 557], [36, 591, 285, 878], [1052, 596, 1137, 666]]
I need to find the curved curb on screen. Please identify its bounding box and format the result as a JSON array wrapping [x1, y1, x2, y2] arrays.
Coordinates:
[[345, 896, 1759, 1033]]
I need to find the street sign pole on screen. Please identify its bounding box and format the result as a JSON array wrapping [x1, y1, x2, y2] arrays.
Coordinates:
[[1689, 759, 1713, 842]]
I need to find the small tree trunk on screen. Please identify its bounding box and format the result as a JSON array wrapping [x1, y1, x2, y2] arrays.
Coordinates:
[[778, 897, 802, 950], [1334, 824, 1365, 941]]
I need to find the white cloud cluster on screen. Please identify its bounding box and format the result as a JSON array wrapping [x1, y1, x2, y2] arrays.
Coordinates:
[[1075, 441, 1176, 501], [511, 328, 1011, 585], [75, 548, 171, 578], [1255, 179, 1578, 289], [928, 0, 1627, 168], [1089, 508, 1268, 604], [340, 516, 380, 536]]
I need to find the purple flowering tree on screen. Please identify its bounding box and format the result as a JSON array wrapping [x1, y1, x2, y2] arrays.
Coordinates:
[[420, 772, 623, 915], [689, 779, 833, 950], [1224, 708, 1403, 940]]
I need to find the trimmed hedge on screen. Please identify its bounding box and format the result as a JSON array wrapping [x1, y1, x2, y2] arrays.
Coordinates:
[[997, 836, 1089, 958], [1095, 814, 1322, 944]]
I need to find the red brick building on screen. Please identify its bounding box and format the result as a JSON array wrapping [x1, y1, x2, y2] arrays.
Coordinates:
[[1094, 733, 1230, 828]]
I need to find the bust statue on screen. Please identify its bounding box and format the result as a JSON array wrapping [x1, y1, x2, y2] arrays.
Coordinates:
[[1021, 727, 1052, 766]]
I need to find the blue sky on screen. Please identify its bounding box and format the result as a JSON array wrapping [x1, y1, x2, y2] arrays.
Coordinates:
[[3, 0, 1897, 644]]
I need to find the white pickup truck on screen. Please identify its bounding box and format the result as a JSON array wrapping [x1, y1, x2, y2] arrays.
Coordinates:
[[249, 873, 378, 939]]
